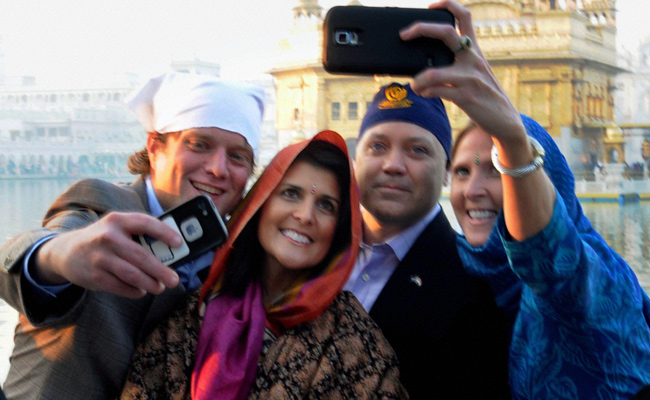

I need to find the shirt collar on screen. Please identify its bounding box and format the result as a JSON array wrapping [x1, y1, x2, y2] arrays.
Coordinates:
[[362, 203, 441, 261], [145, 175, 165, 217]]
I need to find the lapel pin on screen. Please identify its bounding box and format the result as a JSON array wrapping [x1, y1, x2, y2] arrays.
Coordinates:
[[410, 275, 422, 287]]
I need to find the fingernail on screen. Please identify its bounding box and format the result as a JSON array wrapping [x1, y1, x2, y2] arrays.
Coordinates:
[[169, 273, 179, 287], [172, 235, 183, 247]]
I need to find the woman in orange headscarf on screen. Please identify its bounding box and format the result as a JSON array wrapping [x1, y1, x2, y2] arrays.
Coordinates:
[[120, 130, 406, 399]]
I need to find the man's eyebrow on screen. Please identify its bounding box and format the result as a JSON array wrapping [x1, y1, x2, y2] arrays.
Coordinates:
[[232, 142, 253, 152], [366, 132, 387, 139]]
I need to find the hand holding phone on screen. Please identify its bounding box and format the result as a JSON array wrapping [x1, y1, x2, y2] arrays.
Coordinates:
[[322, 6, 456, 76], [138, 194, 227, 268]]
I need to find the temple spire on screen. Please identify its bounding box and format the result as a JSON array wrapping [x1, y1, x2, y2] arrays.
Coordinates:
[[293, 0, 322, 20]]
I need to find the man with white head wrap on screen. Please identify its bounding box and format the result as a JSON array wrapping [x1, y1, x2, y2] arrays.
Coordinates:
[[127, 71, 263, 156], [0, 72, 264, 400]]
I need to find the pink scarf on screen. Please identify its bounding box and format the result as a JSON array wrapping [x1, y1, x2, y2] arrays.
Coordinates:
[[191, 282, 266, 400]]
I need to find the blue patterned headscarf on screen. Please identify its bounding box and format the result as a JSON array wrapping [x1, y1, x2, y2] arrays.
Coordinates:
[[519, 115, 581, 225], [458, 114, 636, 310], [457, 114, 650, 399], [518, 115, 634, 269]]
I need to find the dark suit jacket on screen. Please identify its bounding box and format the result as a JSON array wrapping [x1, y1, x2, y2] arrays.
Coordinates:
[[369, 210, 512, 399], [0, 178, 190, 400]]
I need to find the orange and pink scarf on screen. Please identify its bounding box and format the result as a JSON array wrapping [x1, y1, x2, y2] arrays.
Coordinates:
[[192, 130, 361, 400]]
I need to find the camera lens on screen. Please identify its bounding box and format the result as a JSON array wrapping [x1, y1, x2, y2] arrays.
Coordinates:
[[335, 31, 358, 46], [335, 31, 349, 45]]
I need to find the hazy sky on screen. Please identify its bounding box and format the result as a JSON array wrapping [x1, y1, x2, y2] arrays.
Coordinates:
[[0, 0, 647, 87]]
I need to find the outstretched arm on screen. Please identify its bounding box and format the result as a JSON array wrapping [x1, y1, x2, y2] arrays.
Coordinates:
[[33, 211, 181, 298], [0, 179, 182, 324], [401, 0, 556, 241]]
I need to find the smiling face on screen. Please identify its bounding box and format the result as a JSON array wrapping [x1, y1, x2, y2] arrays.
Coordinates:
[[258, 160, 340, 283], [354, 121, 448, 237], [147, 127, 253, 216], [450, 127, 503, 246]]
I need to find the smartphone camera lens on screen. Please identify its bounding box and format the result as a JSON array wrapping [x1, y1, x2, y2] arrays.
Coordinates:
[[335, 30, 358, 46], [181, 217, 204, 242]]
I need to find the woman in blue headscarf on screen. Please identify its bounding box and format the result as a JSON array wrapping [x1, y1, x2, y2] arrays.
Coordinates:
[[450, 116, 650, 399], [407, 1, 650, 398]]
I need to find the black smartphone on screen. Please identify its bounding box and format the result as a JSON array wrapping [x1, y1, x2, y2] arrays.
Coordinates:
[[322, 6, 456, 76], [138, 194, 227, 268]]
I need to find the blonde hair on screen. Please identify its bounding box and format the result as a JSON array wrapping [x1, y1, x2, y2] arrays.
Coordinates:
[[126, 132, 167, 176]]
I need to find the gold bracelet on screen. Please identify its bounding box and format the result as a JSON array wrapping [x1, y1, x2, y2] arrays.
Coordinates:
[[491, 137, 545, 178]]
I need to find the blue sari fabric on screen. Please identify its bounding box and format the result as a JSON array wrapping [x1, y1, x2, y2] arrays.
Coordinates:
[[458, 115, 650, 399]]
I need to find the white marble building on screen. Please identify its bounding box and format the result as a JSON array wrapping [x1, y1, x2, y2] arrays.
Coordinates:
[[0, 55, 279, 179], [615, 38, 650, 169]]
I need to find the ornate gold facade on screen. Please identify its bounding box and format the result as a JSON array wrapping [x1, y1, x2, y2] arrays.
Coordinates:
[[271, 0, 621, 165], [468, 0, 623, 166]]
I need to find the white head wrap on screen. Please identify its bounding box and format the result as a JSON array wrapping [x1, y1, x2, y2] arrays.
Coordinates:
[[125, 72, 265, 156]]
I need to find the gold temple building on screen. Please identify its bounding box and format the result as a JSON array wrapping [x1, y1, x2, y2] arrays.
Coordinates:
[[270, 0, 623, 170]]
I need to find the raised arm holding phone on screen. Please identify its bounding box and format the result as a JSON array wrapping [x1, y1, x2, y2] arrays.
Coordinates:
[[398, 1, 650, 398], [340, 0, 650, 398]]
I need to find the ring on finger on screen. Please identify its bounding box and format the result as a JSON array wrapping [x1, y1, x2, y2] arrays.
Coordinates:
[[453, 35, 472, 53]]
